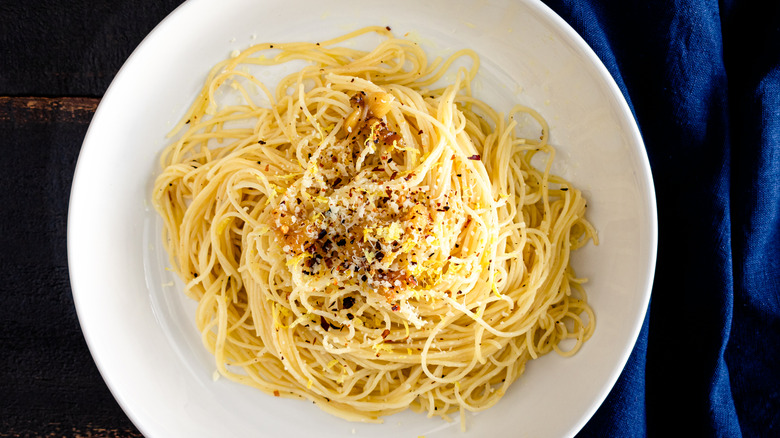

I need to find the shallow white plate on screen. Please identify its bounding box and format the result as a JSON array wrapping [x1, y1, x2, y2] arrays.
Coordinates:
[[68, 0, 657, 437]]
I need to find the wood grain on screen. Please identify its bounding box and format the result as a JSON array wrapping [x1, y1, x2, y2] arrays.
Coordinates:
[[0, 96, 99, 122], [0, 1, 186, 436], [0, 95, 140, 437], [0, 0, 184, 96]]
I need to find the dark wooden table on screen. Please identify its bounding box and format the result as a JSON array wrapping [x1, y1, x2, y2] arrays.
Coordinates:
[[0, 2, 185, 436]]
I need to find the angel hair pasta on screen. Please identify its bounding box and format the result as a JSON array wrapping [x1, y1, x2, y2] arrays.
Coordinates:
[[153, 26, 597, 427]]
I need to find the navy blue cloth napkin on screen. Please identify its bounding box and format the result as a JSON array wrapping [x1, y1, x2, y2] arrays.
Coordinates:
[[542, 1, 780, 436]]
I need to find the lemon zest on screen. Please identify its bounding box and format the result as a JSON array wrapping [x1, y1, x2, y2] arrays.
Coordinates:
[[215, 216, 232, 234]]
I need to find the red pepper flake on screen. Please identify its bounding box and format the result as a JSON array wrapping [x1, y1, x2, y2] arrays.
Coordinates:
[[467, 154, 481, 160], [381, 329, 390, 339]]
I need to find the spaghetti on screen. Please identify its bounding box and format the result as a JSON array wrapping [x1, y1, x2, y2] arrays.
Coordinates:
[[153, 26, 597, 425]]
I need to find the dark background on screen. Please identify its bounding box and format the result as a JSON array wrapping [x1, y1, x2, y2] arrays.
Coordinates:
[[1, 2, 185, 436], [2, 1, 778, 437]]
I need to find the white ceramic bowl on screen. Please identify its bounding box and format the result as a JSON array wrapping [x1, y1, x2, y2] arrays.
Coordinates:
[[68, 0, 657, 436]]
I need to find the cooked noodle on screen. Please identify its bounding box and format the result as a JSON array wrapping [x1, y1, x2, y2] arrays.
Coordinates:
[[153, 26, 597, 425]]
